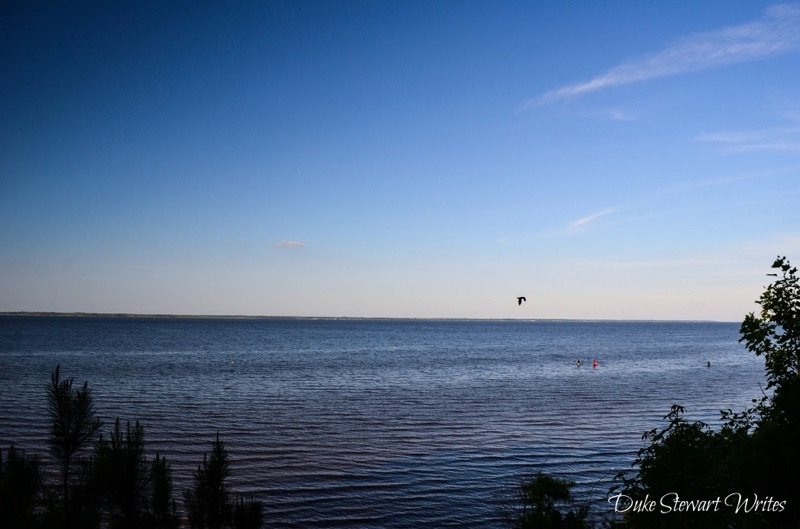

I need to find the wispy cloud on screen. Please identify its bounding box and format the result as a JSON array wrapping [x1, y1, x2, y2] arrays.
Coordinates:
[[603, 110, 638, 122], [276, 240, 307, 249], [568, 208, 616, 233], [528, 3, 800, 107], [583, 109, 638, 122], [567, 233, 800, 273], [696, 126, 800, 153], [568, 256, 713, 271], [658, 174, 754, 194]]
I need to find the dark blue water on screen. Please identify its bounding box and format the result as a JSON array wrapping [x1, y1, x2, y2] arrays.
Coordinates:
[[0, 317, 765, 527]]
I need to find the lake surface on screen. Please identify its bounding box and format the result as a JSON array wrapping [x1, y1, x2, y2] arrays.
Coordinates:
[[0, 316, 766, 527]]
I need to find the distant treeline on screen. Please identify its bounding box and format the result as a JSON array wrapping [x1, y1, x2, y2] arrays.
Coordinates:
[[0, 311, 294, 320]]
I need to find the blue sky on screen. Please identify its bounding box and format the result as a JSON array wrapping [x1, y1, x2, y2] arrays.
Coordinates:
[[2, 1, 799, 320]]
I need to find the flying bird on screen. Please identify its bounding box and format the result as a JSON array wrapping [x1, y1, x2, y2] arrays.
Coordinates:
[[517, 296, 526, 306]]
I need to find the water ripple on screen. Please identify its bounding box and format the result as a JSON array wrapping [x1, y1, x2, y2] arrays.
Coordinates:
[[0, 317, 765, 528]]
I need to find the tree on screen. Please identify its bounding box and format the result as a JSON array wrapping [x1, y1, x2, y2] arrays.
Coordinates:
[[92, 418, 180, 529], [740, 256, 800, 389], [148, 453, 180, 529], [47, 365, 102, 528], [0, 444, 42, 529], [94, 419, 151, 529], [232, 494, 264, 529], [612, 406, 732, 529], [184, 434, 233, 529], [615, 256, 800, 529], [736, 256, 800, 527], [184, 434, 264, 529], [504, 473, 590, 529]]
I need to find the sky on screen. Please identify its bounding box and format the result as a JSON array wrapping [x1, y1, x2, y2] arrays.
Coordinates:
[[2, 1, 799, 320]]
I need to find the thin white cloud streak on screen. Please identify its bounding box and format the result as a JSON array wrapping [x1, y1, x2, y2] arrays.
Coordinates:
[[528, 3, 800, 107], [523, 208, 619, 239], [504, 166, 797, 247], [719, 142, 800, 153], [583, 109, 638, 122], [733, 233, 800, 258], [564, 234, 800, 275], [658, 174, 753, 194], [568, 208, 616, 232], [567, 256, 716, 272], [604, 110, 638, 122], [276, 240, 307, 249], [697, 127, 800, 153]]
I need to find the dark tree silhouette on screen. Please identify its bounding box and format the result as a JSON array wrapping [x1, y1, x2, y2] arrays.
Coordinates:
[[184, 434, 264, 529], [184, 434, 233, 529], [0, 444, 42, 529], [47, 365, 102, 528], [741, 256, 800, 388], [148, 453, 180, 529], [232, 494, 264, 529], [735, 256, 800, 527], [614, 257, 800, 529], [503, 473, 590, 529], [94, 418, 150, 528]]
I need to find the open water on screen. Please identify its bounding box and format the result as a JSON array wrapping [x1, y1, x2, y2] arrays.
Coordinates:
[[0, 316, 766, 527]]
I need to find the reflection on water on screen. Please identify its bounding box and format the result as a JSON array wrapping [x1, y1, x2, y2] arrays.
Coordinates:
[[0, 317, 764, 527]]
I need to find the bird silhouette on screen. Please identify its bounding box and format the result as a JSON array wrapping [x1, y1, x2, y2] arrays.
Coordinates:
[[517, 296, 526, 306]]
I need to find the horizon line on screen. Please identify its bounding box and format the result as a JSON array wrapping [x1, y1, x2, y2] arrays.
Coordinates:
[[0, 311, 736, 324]]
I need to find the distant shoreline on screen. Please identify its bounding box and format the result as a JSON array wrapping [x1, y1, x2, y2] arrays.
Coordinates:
[[0, 311, 733, 324]]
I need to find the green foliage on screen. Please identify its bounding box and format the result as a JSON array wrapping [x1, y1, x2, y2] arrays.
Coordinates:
[[46, 364, 102, 529], [184, 434, 264, 529], [149, 453, 180, 529], [184, 434, 233, 529], [735, 257, 800, 526], [615, 256, 800, 529], [232, 495, 264, 529], [0, 445, 42, 529], [505, 473, 590, 529], [4, 366, 267, 529], [47, 365, 102, 469], [613, 406, 734, 529], [93, 419, 181, 529], [740, 256, 800, 389], [94, 418, 151, 528]]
